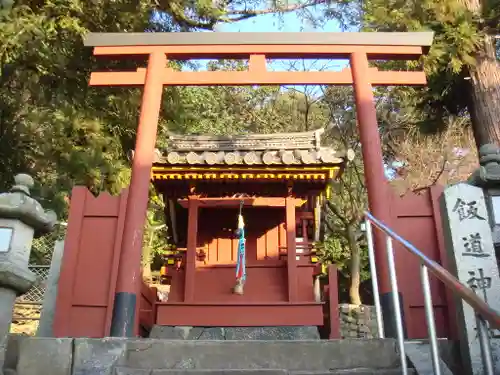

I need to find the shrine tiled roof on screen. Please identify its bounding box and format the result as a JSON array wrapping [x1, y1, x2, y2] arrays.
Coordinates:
[[150, 128, 348, 166]]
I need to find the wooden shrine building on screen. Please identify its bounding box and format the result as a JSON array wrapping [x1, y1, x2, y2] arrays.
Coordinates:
[[151, 129, 344, 326]]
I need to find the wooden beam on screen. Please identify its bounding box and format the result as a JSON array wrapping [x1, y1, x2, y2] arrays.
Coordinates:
[[184, 196, 199, 302], [328, 265, 340, 338], [89, 68, 427, 87], [155, 303, 324, 326], [91, 44, 426, 60], [314, 197, 321, 242], [167, 199, 178, 244], [286, 196, 298, 302], [151, 166, 339, 172], [297, 211, 314, 220], [177, 197, 306, 208]]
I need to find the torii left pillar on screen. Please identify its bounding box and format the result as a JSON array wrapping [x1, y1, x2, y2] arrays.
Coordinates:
[[110, 52, 166, 337]]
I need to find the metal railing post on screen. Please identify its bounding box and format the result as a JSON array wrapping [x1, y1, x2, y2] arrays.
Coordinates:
[[365, 219, 384, 338], [420, 264, 442, 375], [385, 235, 408, 375], [477, 315, 495, 375], [365, 211, 500, 375]]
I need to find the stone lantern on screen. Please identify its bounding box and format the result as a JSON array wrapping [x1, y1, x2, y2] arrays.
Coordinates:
[[0, 174, 56, 371], [468, 144, 500, 252]]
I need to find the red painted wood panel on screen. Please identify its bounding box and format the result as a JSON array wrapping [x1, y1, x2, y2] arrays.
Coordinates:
[[327, 265, 340, 339], [166, 263, 316, 306], [72, 217, 117, 307], [193, 266, 288, 302], [53, 187, 128, 338], [139, 282, 157, 333], [166, 270, 185, 303], [198, 207, 285, 265], [155, 303, 324, 326], [68, 307, 107, 337], [390, 185, 456, 339], [266, 224, 280, 259]]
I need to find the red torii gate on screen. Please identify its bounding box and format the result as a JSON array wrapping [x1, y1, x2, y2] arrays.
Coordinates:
[[82, 31, 434, 337]]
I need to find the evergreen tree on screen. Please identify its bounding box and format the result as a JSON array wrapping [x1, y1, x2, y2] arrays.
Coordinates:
[[360, 0, 500, 147]]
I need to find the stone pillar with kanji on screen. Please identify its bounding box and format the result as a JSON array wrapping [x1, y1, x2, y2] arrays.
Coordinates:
[[440, 159, 500, 375]]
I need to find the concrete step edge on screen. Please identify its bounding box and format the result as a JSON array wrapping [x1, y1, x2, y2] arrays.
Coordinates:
[[114, 369, 289, 375], [292, 369, 416, 374], [117, 339, 401, 370], [114, 368, 415, 375], [124, 339, 397, 343]]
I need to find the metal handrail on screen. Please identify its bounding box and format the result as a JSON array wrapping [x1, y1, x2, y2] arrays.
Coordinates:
[[364, 211, 499, 375], [365, 212, 500, 329]]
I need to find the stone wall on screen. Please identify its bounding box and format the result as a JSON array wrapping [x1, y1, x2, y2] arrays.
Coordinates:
[[149, 326, 320, 340], [339, 304, 379, 339]]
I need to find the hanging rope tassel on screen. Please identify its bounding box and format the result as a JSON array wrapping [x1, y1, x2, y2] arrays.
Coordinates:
[[233, 201, 246, 295]]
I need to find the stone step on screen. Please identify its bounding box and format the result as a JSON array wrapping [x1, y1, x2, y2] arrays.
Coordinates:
[[114, 339, 402, 370], [115, 370, 288, 375], [14, 337, 406, 375], [294, 371, 417, 375], [114, 369, 416, 375]]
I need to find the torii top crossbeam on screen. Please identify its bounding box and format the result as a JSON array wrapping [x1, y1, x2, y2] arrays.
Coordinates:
[[84, 31, 432, 56], [84, 32, 433, 86]]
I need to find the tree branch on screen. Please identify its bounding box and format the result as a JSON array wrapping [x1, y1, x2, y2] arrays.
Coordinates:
[[412, 155, 448, 193], [326, 199, 349, 227], [324, 217, 338, 236], [157, 0, 329, 29], [223, 0, 328, 22]]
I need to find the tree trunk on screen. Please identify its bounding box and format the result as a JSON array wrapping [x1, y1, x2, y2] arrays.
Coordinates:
[[346, 224, 362, 306], [468, 35, 500, 147], [461, 0, 500, 147]]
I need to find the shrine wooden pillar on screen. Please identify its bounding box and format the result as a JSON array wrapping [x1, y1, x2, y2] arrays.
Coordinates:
[[286, 196, 298, 302], [350, 51, 402, 337], [184, 196, 199, 302], [109, 51, 166, 337]]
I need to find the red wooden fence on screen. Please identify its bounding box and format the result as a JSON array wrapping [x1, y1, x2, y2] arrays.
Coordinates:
[[53, 187, 158, 337], [53, 187, 128, 337], [138, 282, 157, 337], [389, 185, 457, 339]]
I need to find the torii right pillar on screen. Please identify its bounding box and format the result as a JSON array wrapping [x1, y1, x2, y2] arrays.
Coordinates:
[[350, 52, 405, 338]]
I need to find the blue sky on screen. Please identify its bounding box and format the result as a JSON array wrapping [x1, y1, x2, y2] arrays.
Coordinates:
[[221, 8, 348, 70], [193, 7, 349, 95], [188, 5, 347, 70], [216, 6, 339, 33]]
